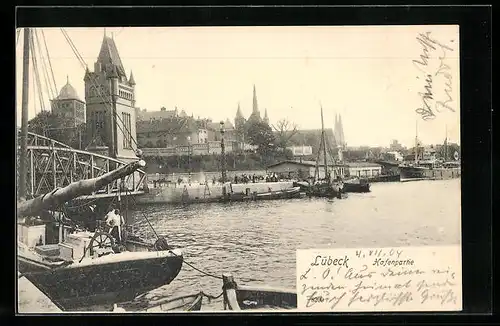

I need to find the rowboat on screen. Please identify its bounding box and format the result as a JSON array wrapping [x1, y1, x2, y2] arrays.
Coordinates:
[[113, 292, 204, 312], [222, 274, 297, 311]]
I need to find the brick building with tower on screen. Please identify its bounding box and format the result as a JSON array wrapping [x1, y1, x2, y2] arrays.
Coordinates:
[[50, 76, 86, 127], [84, 33, 138, 162]]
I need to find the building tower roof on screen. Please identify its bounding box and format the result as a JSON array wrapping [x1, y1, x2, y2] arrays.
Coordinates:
[[56, 76, 81, 101], [129, 70, 136, 85], [97, 35, 127, 78], [235, 102, 244, 119], [263, 108, 269, 124]]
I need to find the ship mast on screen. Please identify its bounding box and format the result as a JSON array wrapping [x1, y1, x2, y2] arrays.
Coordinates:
[[19, 28, 31, 200], [321, 106, 329, 182]]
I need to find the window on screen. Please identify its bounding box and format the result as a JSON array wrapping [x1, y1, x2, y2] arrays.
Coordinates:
[[96, 111, 105, 130], [122, 112, 132, 149]]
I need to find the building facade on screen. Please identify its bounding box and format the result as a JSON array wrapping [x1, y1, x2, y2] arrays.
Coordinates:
[[135, 84, 264, 153], [389, 139, 405, 151], [287, 145, 313, 157], [50, 76, 86, 127], [345, 162, 382, 177], [136, 115, 237, 150], [84, 34, 138, 162], [140, 140, 239, 157]]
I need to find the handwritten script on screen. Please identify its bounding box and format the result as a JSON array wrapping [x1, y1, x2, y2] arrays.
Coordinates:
[[296, 245, 462, 312], [413, 31, 457, 121]]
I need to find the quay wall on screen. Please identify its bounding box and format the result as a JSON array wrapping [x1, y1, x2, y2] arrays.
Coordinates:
[[147, 170, 268, 183], [136, 181, 295, 204], [18, 274, 62, 313]]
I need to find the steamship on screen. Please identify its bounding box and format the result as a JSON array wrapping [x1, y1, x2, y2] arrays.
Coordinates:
[[399, 126, 461, 182]]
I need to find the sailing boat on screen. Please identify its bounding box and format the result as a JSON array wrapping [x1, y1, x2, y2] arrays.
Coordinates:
[[399, 122, 461, 182], [17, 28, 183, 311], [308, 106, 342, 199]]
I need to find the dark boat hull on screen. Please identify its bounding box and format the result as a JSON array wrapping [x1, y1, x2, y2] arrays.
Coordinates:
[[343, 182, 370, 193], [233, 286, 297, 310], [368, 174, 400, 182], [222, 274, 296, 311], [220, 187, 302, 203], [18, 250, 183, 311], [308, 183, 341, 199], [399, 166, 461, 182]]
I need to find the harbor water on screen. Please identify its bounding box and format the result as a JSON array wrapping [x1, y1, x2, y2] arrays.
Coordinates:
[[125, 178, 461, 311]]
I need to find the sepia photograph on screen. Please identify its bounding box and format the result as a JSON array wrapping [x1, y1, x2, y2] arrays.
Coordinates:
[[16, 25, 461, 313]]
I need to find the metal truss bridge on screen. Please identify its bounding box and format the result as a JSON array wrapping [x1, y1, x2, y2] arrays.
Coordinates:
[[17, 132, 147, 201]]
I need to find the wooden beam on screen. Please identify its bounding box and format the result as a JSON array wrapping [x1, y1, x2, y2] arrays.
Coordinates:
[[222, 273, 241, 311]]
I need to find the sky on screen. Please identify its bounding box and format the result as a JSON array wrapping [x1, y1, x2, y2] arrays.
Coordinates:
[[15, 26, 460, 148]]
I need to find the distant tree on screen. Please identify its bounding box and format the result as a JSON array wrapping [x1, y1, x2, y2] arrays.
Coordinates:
[[246, 120, 276, 156], [27, 111, 85, 149], [272, 118, 299, 151], [28, 111, 65, 135]]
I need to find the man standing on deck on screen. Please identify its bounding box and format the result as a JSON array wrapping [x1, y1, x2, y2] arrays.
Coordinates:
[[105, 209, 124, 243]]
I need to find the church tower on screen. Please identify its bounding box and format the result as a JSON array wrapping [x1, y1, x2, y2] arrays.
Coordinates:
[[235, 102, 245, 129], [334, 113, 346, 148], [84, 33, 138, 162], [263, 108, 269, 125], [247, 84, 261, 124]]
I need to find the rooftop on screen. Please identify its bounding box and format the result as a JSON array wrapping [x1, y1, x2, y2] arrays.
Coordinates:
[[55, 77, 81, 101], [97, 35, 126, 78]]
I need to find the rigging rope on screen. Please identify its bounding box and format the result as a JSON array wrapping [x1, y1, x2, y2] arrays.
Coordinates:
[[34, 30, 56, 102], [201, 291, 224, 301], [41, 29, 58, 99], [29, 35, 46, 112]]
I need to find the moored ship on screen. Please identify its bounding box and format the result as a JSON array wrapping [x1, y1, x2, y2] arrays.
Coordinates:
[[399, 160, 461, 182], [399, 123, 460, 182]]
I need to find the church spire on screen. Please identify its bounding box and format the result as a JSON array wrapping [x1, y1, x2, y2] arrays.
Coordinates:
[[333, 113, 339, 147], [236, 102, 243, 118], [252, 84, 259, 114], [263, 108, 269, 124]]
